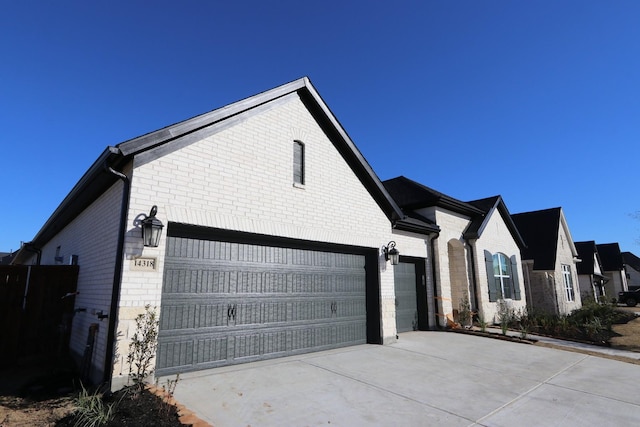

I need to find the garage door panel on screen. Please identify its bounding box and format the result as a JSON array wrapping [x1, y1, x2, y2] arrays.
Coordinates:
[[160, 297, 365, 333], [163, 268, 365, 295], [158, 236, 368, 376], [157, 320, 367, 376]]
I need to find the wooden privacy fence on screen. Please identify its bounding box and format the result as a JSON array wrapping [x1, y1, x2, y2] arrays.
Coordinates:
[[0, 265, 79, 364]]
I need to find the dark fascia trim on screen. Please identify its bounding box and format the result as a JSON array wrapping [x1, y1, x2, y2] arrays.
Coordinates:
[[14, 146, 127, 263], [168, 222, 378, 256], [394, 218, 440, 235], [117, 78, 309, 156], [464, 196, 527, 249], [298, 82, 404, 222], [17, 77, 404, 262], [436, 197, 484, 216], [397, 178, 484, 217], [118, 76, 404, 223]]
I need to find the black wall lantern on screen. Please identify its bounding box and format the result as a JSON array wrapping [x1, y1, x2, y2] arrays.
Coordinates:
[[383, 241, 400, 265], [141, 205, 164, 247]]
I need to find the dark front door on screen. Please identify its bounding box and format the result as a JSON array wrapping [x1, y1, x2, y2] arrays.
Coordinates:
[[394, 258, 427, 333]]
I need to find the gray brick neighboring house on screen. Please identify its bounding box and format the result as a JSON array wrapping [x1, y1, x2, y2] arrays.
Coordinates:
[[511, 208, 582, 316], [10, 78, 439, 389], [622, 251, 640, 291], [596, 243, 629, 299], [383, 177, 527, 325], [575, 241, 608, 303]]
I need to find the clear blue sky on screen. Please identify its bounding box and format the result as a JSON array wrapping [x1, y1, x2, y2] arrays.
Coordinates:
[[2, 1, 639, 254]]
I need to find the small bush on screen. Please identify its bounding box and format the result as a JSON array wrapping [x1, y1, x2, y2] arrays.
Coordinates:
[[458, 296, 473, 328], [72, 383, 124, 427], [497, 300, 514, 335], [127, 305, 159, 390]]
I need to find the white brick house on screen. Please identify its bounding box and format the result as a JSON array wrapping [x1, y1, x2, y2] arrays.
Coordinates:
[[596, 243, 629, 299], [12, 78, 438, 389], [383, 177, 527, 325], [511, 208, 582, 315], [575, 240, 607, 302]]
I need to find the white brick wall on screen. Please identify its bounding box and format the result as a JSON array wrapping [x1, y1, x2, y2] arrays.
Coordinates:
[[521, 216, 582, 316], [114, 93, 405, 382], [37, 180, 124, 384], [554, 226, 582, 314], [431, 209, 473, 321], [473, 210, 527, 323]]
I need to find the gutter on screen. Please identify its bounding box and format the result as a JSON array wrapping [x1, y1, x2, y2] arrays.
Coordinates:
[[103, 160, 131, 389], [21, 242, 42, 265]]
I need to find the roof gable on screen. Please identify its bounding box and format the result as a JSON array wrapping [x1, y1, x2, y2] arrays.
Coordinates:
[[511, 208, 558, 269], [597, 243, 624, 271], [383, 176, 483, 216], [622, 251, 640, 272], [383, 177, 524, 245], [511, 207, 577, 270], [465, 196, 526, 249], [575, 241, 599, 274], [16, 78, 411, 260]]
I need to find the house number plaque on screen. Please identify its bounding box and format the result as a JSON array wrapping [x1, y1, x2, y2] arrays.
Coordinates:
[[131, 257, 157, 271]]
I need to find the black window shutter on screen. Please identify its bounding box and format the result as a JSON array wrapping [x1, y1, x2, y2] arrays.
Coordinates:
[[485, 250, 498, 302], [510, 255, 522, 300]]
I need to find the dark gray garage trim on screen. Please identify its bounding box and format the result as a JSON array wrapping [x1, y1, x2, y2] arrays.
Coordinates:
[[156, 224, 380, 376]]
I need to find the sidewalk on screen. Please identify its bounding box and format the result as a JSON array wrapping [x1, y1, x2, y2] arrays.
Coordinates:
[[484, 326, 640, 361]]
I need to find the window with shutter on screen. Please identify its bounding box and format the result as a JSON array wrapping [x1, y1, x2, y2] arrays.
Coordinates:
[[485, 250, 498, 302], [492, 253, 513, 299], [510, 255, 521, 300]]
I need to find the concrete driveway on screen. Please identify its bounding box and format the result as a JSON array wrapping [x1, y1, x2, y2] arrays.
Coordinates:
[[164, 332, 640, 426]]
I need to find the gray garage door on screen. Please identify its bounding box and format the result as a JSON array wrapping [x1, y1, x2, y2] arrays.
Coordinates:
[[394, 261, 418, 333], [156, 236, 367, 376]]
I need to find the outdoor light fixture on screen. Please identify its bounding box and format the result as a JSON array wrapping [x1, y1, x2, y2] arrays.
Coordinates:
[[383, 241, 400, 265], [141, 205, 164, 247]]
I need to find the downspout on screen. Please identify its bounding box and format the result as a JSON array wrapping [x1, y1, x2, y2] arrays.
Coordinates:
[[103, 163, 131, 389], [22, 242, 42, 265], [465, 239, 480, 315], [429, 232, 441, 328]]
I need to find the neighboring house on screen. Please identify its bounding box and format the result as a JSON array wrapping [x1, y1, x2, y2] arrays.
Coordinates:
[[0, 251, 17, 265], [383, 177, 527, 325], [511, 208, 581, 315], [11, 77, 439, 389], [575, 241, 608, 302], [622, 251, 640, 291], [596, 243, 629, 300]]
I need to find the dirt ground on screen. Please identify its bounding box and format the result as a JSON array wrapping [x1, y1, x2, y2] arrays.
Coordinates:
[[2, 307, 639, 426], [0, 358, 182, 427], [0, 359, 77, 426], [609, 306, 640, 352]]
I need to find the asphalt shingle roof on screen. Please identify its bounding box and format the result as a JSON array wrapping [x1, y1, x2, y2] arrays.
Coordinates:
[[622, 251, 640, 271], [575, 240, 599, 275], [597, 243, 624, 271], [511, 208, 562, 270]]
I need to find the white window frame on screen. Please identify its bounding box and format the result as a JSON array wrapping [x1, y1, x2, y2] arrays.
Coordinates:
[[562, 264, 575, 302], [493, 253, 513, 299]]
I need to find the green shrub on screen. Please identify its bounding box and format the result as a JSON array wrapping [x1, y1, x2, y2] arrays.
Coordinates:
[[127, 305, 159, 390], [72, 383, 124, 427]]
